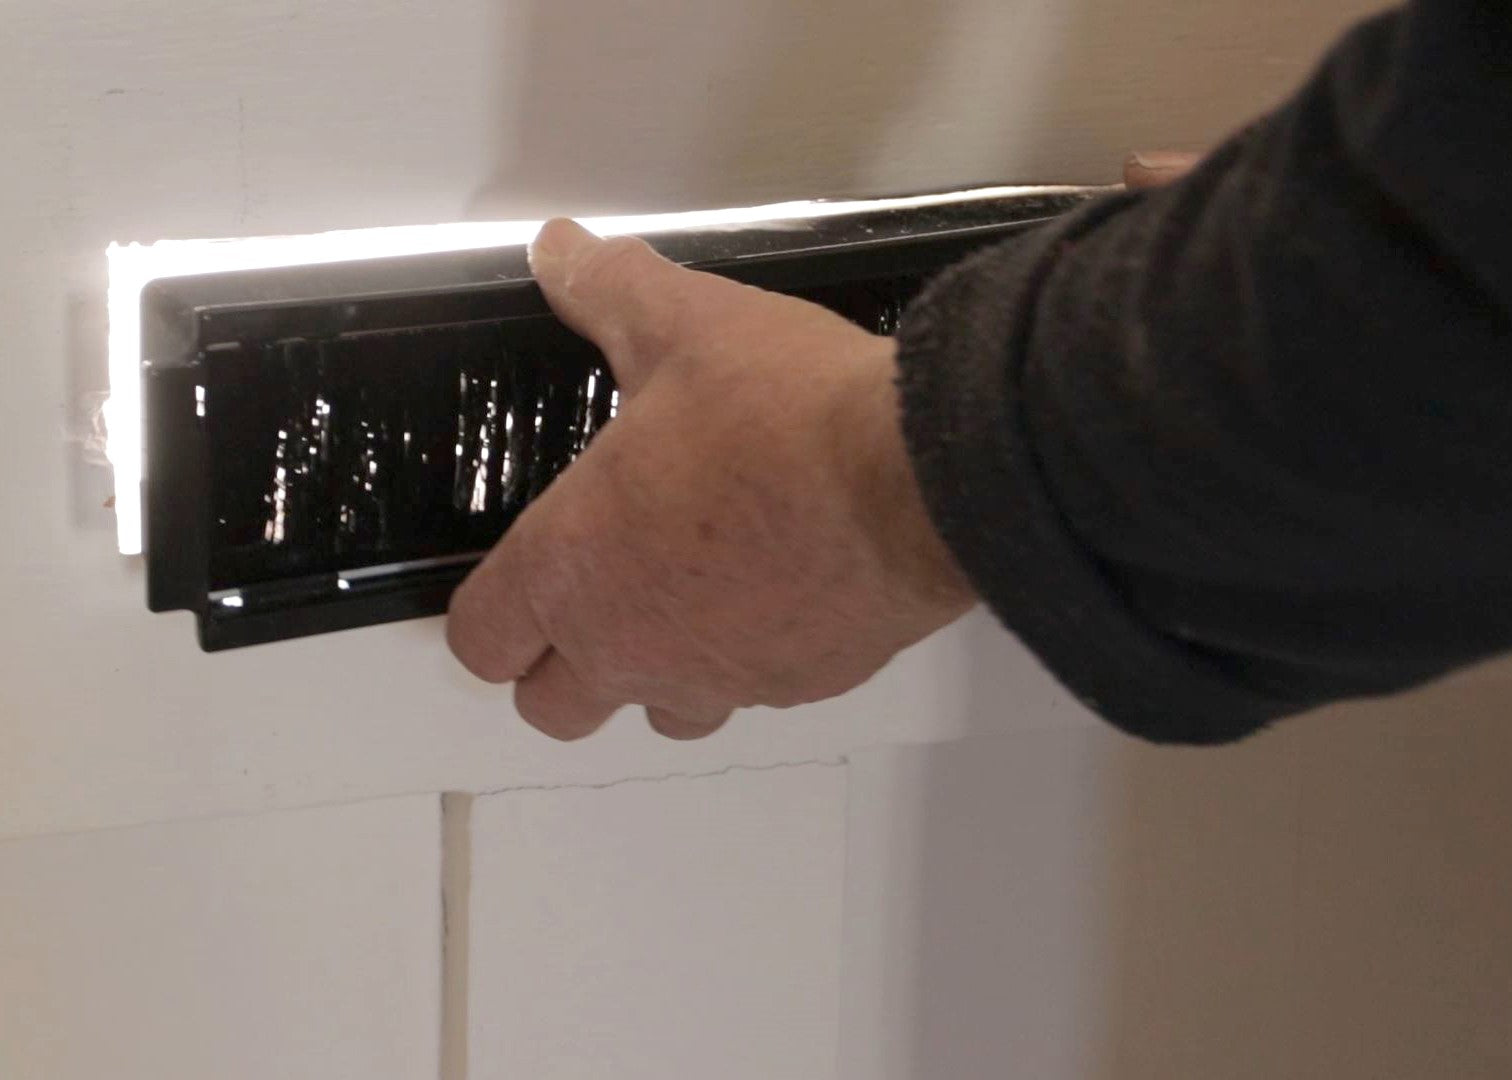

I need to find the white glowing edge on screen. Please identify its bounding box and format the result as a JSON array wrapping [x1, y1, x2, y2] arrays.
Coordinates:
[[105, 184, 1085, 554]]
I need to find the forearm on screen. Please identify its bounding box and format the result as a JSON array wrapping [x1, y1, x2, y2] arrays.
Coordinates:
[[896, 2, 1512, 742]]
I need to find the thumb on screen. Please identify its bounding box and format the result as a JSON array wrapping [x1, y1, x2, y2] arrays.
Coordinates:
[[528, 218, 695, 395]]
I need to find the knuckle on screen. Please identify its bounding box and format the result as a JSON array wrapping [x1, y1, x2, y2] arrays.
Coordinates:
[[518, 530, 591, 643], [512, 678, 547, 723], [574, 236, 686, 362], [565, 637, 635, 701], [513, 677, 597, 742], [574, 236, 652, 299], [445, 590, 515, 683], [647, 706, 729, 741]]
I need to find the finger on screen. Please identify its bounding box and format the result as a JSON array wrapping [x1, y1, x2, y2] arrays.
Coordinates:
[[446, 505, 551, 684], [1123, 150, 1203, 190], [514, 650, 624, 741], [528, 218, 706, 394], [645, 705, 733, 742]]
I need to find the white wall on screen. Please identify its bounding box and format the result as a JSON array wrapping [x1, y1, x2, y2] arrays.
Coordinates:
[[11, 2, 1506, 1078], [840, 671, 1512, 1079], [0, 0, 1385, 841], [467, 766, 847, 1079], [0, 796, 442, 1080]]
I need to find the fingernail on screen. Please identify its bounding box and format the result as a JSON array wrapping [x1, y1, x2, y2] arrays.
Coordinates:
[[1129, 150, 1190, 172], [528, 218, 599, 276]]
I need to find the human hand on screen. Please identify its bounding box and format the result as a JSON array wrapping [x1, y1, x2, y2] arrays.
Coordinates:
[[446, 220, 976, 740], [1123, 150, 1203, 190]]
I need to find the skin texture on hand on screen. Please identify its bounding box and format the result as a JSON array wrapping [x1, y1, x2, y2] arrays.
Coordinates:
[[446, 220, 976, 741]]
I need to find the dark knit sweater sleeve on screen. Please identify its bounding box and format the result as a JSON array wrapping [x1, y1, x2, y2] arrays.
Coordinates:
[[895, 0, 1512, 744]]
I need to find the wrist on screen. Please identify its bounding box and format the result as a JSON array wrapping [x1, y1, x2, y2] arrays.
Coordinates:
[[829, 335, 977, 621]]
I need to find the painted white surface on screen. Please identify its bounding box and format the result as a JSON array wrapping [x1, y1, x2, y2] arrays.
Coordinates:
[[0, 795, 442, 1080], [467, 764, 848, 1080], [838, 730, 1130, 1080], [838, 668, 1512, 1079], [1285, 691, 1512, 1079], [0, 0, 1384, 840]]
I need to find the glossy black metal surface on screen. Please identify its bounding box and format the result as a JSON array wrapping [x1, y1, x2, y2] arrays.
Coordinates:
[[204, 327, 611, 590], [141, 189, 1097, 650]]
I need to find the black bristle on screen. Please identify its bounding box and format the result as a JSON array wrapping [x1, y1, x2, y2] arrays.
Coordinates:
[[204, 276, 926, 592]]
